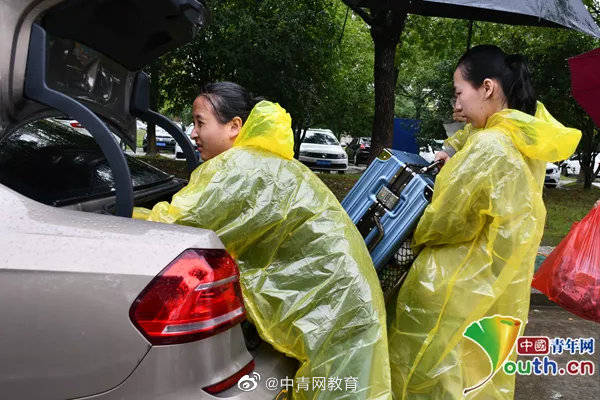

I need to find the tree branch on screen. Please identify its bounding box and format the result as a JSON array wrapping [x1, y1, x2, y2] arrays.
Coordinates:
[[343, 1, 374, 25]]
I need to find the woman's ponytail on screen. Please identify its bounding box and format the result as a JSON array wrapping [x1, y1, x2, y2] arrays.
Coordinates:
[[505, 54, 536, 116], [198, 82, 266, 124]]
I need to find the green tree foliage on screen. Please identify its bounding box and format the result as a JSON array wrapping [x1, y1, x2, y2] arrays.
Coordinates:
[[319, 10, 375, 138], [394, 8, 600, 187], [153, 0, 374, 156]]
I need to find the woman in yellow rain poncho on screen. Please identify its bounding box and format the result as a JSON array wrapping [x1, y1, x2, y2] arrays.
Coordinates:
[[388, 45, 581, 399], [134, 82, 391, 400]]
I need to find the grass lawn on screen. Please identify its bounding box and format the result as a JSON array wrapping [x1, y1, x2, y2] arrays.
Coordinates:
[[315, 172, 361, 201], [542, 183, 600, 246], [136, 129, 145, 148], [137, 155, 599, 247]]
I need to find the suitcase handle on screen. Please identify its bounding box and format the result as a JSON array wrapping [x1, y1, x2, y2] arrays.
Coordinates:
[[419, 159, 444, 175], [367, 211, 385, 252]]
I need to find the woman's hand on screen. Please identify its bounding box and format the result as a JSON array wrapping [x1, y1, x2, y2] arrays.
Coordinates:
[[434, 151, 450, 164], [595, 199, 600, 209]]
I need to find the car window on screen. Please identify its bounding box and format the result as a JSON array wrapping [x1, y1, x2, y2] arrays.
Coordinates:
[[0, 119, 172, 206], [304, 132, 339, 145]]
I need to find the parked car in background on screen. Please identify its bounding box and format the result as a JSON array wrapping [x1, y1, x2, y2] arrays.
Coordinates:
[[545, 162, 561, 187], [419, 140, 444, 164], [298, 128, 348, 173], [346, 137, 371, 165], [53, 117, 132, 151], [560, 154, 600, 177], [136, 119, 147, 131], [143, 125, 177, 153], [561, 156, 581, 176], [175, 124, 202, 162], [52, 116, 88, 134]]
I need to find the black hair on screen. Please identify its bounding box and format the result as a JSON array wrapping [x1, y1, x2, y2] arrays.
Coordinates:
[[198, 82, 264, 124], [457, 45, 536, 115]]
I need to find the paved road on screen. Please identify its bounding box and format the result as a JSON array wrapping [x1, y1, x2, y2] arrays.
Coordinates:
[[515, 305, 599, 400]]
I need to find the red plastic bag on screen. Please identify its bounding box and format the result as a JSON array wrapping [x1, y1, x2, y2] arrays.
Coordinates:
[[532, 204, 600, 323]]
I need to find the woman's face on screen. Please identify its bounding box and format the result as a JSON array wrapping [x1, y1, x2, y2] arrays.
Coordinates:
[[453, 67, 488, 129], [453, 66, 507, 129], [190, 96, 240, 161]]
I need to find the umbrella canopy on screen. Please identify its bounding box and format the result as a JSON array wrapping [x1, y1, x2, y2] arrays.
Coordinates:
[[355, 0, 600, 38], [569, 47, 600, 128]]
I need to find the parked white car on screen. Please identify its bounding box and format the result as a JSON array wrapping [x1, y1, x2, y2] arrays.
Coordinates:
[[136, 119, 147, 131], [175, 124, 197, 159], [545, 162, 561, 187], [418, 140, 444, 163], [560, 154, 600, 177], [299, 128, 348, 173]]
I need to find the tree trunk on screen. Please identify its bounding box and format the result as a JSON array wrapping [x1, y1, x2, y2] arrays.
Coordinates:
[[368, 10, 407, 163], [466, 20, 474, 51], [293, 123, 308, 159], [146, 60, 161, 156], [578, 120, 600, 189]]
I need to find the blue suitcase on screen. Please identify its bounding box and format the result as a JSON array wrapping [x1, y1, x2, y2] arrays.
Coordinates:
[[341, 149, 437, 272]]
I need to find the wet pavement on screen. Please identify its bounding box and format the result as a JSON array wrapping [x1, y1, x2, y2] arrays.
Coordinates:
[[515, 305, 599, 400]]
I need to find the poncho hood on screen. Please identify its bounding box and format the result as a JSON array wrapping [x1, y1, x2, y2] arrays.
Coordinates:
[[485, 102, 581, 162], [233, 100, 295, 160]]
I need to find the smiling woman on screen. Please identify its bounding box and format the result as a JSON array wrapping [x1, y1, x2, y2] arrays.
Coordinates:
[[190, 82, 263, 161]]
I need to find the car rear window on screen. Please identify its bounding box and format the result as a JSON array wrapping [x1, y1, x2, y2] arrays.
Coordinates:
[[0, 119, 172, 206], [304, 132, 339, 145]]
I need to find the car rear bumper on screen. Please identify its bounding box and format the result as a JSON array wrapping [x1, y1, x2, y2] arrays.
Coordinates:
[[81, 325, 297, 399]]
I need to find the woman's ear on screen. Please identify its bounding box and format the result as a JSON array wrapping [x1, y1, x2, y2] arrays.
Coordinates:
[[482, 78, 496, 100], [228, 116, 243, 140]]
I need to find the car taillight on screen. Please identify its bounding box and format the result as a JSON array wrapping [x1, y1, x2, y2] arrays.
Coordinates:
[[70, 121, 83, 128], [130, 249, 245, 345]]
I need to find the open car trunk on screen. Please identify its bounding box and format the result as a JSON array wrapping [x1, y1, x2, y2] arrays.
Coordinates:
[[0, 0, 204, 216]]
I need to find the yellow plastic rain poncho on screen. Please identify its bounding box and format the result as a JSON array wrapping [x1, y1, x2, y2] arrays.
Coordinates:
[[134, 101, 392, 400], [443, 123, 476, 155], [388, 102, 581, 400]]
